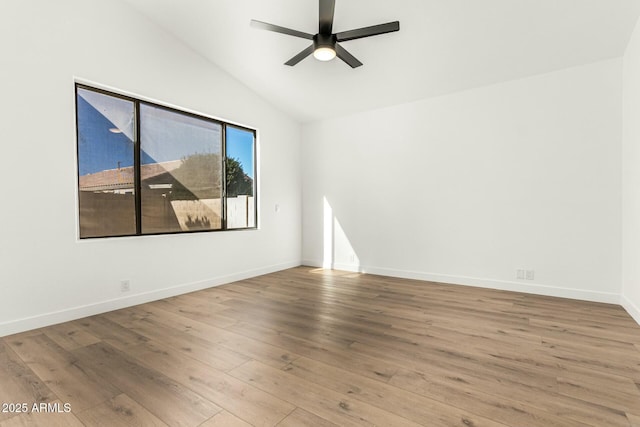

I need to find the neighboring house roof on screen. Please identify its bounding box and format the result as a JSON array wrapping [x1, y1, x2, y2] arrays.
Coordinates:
[[79, 160, 182, 191]]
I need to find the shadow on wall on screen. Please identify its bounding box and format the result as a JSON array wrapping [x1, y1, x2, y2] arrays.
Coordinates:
[[323, 197, 361, 272]]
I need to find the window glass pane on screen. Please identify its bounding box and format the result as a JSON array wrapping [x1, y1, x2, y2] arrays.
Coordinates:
[[226, 126, 256, 229], [77, 88, 136, 238], [140, 104, 223, 233]]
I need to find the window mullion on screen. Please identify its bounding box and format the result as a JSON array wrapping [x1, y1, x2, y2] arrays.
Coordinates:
[[134, 100, 142, 235], [222, 124, 228, 230]]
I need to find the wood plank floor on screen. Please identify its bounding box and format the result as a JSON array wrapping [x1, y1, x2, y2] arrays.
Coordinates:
[[1, 267, 640, 426]]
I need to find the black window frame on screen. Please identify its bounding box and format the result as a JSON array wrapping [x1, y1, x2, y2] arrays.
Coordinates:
[[75, 83, 258, 239]]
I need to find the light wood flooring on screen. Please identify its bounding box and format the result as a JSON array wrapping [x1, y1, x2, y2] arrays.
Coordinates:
[[1, 267, 640, 426]]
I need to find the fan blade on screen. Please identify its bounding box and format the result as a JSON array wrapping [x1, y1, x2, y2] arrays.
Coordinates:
[[319, 0, 335, 34], [335, 44, 363, 68], [285, 44, 315, 66], [250, 20, 314, 40], [335, 21, 400, 42]]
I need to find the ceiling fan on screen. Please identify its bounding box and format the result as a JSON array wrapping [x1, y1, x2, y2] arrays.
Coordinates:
[[250, 0, 400, 68]]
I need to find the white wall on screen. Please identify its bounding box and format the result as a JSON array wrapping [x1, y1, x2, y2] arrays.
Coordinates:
[[0, 0, 301, 336], [622, 16, 640, 324], [303, 59, 622, 303]]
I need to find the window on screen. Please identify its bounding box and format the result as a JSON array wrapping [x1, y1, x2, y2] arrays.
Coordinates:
[[75, 84, 257, 238], [226, 126, 256, 229]]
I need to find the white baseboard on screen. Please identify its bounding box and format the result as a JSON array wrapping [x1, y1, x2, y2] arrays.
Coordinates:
[[0, 260, 300, 338], [301, 259, 620, 304], [621, 294, 640, 326], [7, 259, 631, 338]]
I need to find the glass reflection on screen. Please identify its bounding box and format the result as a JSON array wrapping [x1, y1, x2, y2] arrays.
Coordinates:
[[77, 88, 136, 238], [139, 104, 223, 233]]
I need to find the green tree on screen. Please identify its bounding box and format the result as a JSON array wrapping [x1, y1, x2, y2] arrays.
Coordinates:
[[164, 153, 252, 200], [226, 157, 253, 197]]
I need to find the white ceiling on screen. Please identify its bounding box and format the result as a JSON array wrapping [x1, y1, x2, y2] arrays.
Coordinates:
[[122, 0, 640, 123]]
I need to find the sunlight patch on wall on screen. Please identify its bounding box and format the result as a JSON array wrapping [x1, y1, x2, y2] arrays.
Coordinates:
[[323, 197, 360, 272]]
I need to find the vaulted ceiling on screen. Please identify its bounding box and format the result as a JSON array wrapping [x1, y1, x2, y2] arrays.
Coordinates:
[[122, 0, 640, 122]]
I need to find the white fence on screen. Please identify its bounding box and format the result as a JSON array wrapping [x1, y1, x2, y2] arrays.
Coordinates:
[[226, 195, 255, 229]]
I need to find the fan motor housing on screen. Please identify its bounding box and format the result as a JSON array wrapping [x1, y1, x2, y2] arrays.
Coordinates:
[[313, 33, 337, 51]]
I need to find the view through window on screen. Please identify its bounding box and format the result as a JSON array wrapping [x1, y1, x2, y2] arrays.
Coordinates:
[[76, 85, 257, 238]]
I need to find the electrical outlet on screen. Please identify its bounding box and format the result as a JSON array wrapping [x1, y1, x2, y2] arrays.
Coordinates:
[[349, 253, 355, 263], [516, 269, 525, 280], [525, 270, 535, 280], [120, 280, 131, 293]]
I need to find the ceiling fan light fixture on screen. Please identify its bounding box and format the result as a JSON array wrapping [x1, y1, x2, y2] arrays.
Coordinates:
[[312, 33, 337, 62], [250, 0, 400, 68], [313, 46, 336, 61]]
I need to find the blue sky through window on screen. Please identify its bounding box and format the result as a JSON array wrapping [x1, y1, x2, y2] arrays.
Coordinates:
[[226, 126, 255, 180]]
